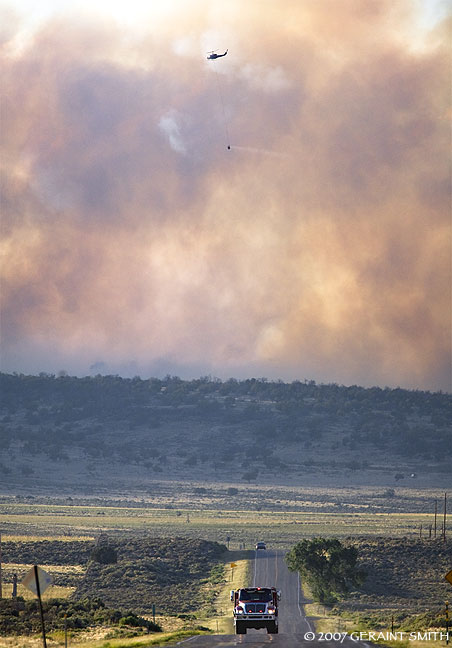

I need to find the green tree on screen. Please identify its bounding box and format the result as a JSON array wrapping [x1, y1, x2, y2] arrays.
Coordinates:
[[286, 537, 365, 605]]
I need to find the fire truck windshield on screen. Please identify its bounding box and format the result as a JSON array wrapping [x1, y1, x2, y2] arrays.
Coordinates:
[[239, 589, 272, 602]]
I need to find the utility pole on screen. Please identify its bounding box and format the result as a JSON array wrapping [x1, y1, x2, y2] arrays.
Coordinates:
[[34, 565, 47, 648], [443, 492, 447, 542], [434, 499, 438, 539], [22, 565, 52, 648]]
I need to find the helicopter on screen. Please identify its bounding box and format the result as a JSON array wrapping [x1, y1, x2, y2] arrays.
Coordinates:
[[207, 49, 228, 60]]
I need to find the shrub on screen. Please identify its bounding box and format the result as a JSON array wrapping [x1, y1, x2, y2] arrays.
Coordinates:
[[0, 597, 161, 636], [91, 545, 117, 565]]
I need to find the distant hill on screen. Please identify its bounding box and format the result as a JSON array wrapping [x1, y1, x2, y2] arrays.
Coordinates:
[[0, 373, 450, 492]]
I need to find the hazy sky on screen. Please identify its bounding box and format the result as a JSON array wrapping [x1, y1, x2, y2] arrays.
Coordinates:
[[1, 0, 451, 391]]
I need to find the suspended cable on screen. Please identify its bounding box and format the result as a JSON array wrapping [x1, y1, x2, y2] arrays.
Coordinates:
[[214, 66, 231, 150]]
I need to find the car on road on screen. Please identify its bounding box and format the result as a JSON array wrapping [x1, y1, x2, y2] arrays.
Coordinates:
[[255, 541, 266, 550]]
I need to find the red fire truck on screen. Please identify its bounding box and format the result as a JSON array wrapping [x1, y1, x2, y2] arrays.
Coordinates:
[[230, 586, 281, 634]]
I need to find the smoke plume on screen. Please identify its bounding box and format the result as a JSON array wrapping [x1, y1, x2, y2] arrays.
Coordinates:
[[1, 0, 450, 390]]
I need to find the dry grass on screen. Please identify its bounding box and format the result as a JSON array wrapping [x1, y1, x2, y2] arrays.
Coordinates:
[[1, 563, 85, 574], [0, 562, 84, 600], [2, 536, 95, 543], [0, 505, 436, 548], [202, 550, 252, 634], [303, 587, 446, 648], [0, 582, 76, 600], [0, 629, 205, 648]]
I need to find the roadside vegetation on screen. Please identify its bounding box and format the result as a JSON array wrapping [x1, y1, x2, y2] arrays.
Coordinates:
[[202, 550, 252, 634], [337, 537, 452, 631], [297, 537, 451, 639], [286, 537, 365, 605], [0, 597, 161, 636]]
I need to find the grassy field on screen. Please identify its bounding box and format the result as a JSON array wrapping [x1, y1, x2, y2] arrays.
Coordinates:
[[0, 502, 442, 549]]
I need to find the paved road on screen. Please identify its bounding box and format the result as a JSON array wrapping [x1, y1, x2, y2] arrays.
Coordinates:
[[153, 549, 368, 647], [252, 548, 313, 636]]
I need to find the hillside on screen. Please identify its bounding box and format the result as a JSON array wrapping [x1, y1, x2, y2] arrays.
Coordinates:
[[0, 535, 225, 637], [0, 536, 227, 616], [339, 537, 452, 630], [74, 536, 226, 614], [0, 373, 450, 493]]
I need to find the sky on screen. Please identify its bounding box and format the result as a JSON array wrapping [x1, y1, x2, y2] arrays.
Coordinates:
[[1, 0, 451, 391]]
